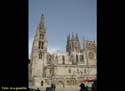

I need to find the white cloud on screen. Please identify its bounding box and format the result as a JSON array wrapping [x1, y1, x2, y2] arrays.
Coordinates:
[[48, 46, 63, 54]]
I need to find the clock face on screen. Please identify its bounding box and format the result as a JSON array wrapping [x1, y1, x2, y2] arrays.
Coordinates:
[[88, 52, 94, 59]]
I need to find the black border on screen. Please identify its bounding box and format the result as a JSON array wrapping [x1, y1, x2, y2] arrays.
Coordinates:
[[0, 0, 114, 91], [1, 0, 28, 90], [97, 0, 113, 91]]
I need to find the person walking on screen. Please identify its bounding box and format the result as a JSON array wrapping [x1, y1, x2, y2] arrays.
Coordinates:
[[85, 85, 89, 91], [53, 84, 56, 91], [51, 84, 54, 91], [80, 83, 85, 91]]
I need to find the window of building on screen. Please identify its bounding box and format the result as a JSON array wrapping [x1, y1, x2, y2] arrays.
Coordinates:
[[69, 69, 71, 74], [39, 51, 42, 59], [62, 56, 65, 61], [76, 55, 78, 63], [41, 41, 44, 49], [62, 60, 65, 64], [41, 81, 44, 86], [39, 41, 44, 49], [84, 69, 86, 73], [80, 55, 84, 62], [80, 71, 83, 75], [67, 80, 70, 85], [39, 41, 41, 49], [62, 56, 65, 64]]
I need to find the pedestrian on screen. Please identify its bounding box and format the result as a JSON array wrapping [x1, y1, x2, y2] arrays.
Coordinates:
[[53, 84, 56, 91], [80, 83, 85, 91], [51, 84, 54, 91], [85, 85, 89, 91], [92, 80, 96, 91]]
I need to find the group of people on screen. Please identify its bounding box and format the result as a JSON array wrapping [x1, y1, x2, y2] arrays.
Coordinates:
[[29, 81, 96, 91], [79, 80, 97, 91], [80, 83, 89, 91], [29, 84, 56, 91], [91, 80, 96, 91], [51, 84, 56, 91], [45, 84, 56, 91]]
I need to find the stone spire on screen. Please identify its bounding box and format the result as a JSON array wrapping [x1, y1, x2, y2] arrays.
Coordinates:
[[39, 14, 45, 30], [66, 33, 70, 52], [67, 33, 70, 41], [30, 14, 48, 82], [83, 35, 85, 49], [31, 14, 48, 61], [76, 33, 79, 41], [72, 32, 75, 40]]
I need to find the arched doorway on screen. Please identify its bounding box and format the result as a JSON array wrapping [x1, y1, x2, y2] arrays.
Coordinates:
[[57, 81, 64, 87], [67, 80, 71, 87]]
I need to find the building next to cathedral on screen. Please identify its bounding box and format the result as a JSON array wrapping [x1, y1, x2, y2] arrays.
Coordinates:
[[29, 14, 97, 88]]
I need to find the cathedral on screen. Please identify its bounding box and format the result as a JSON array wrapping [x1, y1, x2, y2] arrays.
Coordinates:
[[29, 14, 97, 88]]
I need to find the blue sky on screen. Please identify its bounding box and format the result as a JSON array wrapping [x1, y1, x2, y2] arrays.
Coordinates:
[[29, 0, 96, 57]]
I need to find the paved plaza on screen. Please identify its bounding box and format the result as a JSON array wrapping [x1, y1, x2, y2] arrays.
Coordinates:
[[29, 86, 80, 91]]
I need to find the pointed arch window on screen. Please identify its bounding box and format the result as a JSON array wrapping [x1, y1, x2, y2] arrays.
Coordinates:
[[39, 51, 42, 59], [84, 69, 86, 74], [49, 69, 51, 75], [42, 41, 44, 49], [69, 69, 71, 74], [76, 55, 78, 63], [80, 55, 84, 62], [39, 41, 44, 49], [62, 55, 65, 64], [39, 41, 42, 49], [62, 55, 65, 61]]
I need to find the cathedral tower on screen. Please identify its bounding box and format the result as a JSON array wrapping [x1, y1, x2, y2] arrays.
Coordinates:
[[66, 33, 81, 54], [30, 14, 48, 86], [83, 38, 96, 66]]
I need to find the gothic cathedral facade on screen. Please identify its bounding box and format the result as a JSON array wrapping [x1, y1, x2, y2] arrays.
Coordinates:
[[29, 14, 97, 87]]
